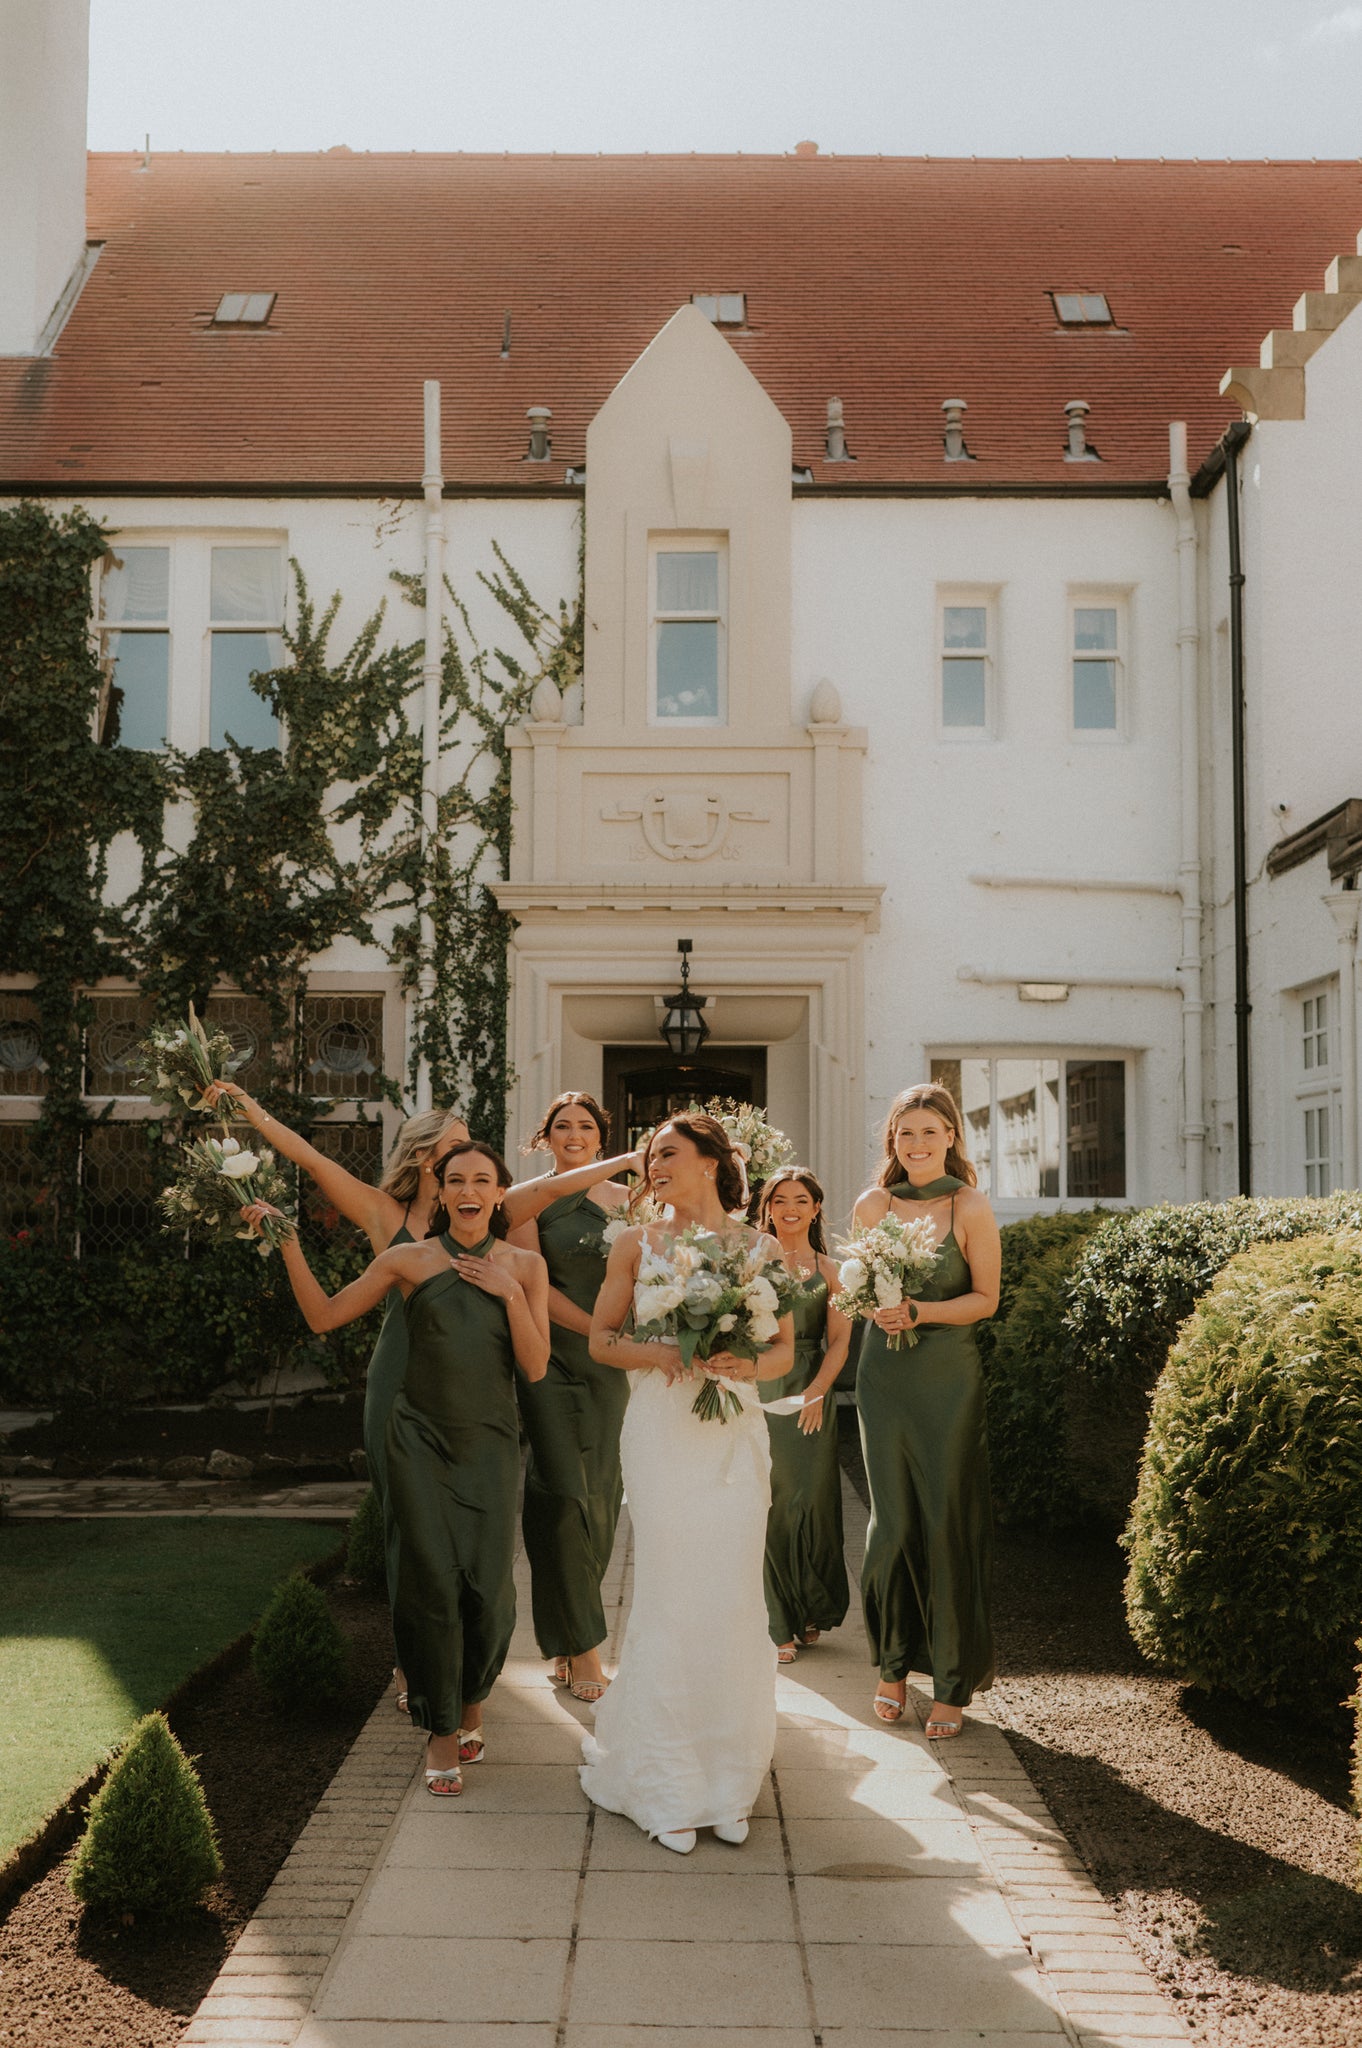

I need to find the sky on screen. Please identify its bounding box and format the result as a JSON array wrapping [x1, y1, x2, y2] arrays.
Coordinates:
[[86, 0, 1362, 162]]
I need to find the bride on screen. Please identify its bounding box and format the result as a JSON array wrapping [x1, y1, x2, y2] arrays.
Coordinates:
[[582, 1113, 794, 1854]]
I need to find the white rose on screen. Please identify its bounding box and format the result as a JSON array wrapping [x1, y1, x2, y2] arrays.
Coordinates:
[[602, 1217, 628, 1246], [838, 1257, 867, 1293], [749, 1311, 780, 1345], [637, 1279, 684, 1321], [716, 1312, 737, 1332], [873, 1271, 903, 1308], [743, 1274, 779, 1316], [219, 1151, 260, 1180]]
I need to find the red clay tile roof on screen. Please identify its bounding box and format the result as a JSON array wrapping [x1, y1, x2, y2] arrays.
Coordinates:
[[2, 151, 1360, 493]]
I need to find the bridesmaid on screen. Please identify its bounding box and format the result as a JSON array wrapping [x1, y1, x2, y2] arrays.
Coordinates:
[[756, 1168, 851, 1663], [852, 1082, 1000, 1738], [204, 1083, 468, 1709], [508, 1093, 634, 1703], [247, 1142, 549, 1795]]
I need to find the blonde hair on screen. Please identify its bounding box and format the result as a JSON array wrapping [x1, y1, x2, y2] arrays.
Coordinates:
[[378, 1107, 469, 1204], [877, 1084, 977, 1189]]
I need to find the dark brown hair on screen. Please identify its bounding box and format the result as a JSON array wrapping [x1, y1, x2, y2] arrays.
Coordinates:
[[429, 1141, 514, 1239], [523, 1090, 612, 1156], [643, 1113, 746, 1215], [876, 1083, 977, 1190], [757, 1167, 828, 1254]]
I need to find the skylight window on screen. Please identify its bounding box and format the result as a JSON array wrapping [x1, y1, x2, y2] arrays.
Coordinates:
[[691, 292, 746, 326], [213, 291, 276, 326], [1052, 292, 1113, 326]]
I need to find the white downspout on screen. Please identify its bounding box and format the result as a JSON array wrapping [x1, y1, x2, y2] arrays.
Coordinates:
[[1169, 421, 1206, 1197], [413, 378, 444, 1113]]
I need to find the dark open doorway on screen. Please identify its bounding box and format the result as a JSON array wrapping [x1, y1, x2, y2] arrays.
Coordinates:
[[602, 1045, 768, 1152]]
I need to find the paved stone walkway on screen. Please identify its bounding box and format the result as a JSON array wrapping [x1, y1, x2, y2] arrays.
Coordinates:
[[182, 1481, 1190, 2048], [2, 1478, 366, 1519]]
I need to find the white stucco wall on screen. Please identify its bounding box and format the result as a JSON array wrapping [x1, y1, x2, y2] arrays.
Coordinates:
[[1201, 300, 1362, 1198]]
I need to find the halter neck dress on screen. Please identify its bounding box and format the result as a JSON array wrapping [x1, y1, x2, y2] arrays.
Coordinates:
[[759, 1270, 849, 1645], [385, 1231, 521, 1736], [518, 1190, 629, 1658], [362, 1217, 414, 1614], [856, 1176, 995, 1707]]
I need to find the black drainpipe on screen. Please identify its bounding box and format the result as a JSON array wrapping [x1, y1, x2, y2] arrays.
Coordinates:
[[1222, 420, 1254, 1195]]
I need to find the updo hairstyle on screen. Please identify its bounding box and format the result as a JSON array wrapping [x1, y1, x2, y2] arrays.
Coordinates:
[[642, 1112, 746, 1215]]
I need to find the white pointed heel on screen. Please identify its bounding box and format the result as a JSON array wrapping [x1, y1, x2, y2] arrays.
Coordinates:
[[713, 1819, 749, 1846], [657, 1828, 697, 1855]]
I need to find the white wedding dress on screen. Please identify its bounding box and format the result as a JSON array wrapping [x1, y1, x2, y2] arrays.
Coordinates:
[[579, 1365, 778, 1837]]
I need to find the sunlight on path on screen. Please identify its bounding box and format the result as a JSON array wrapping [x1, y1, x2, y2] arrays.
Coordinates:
[[182, 1481, 1192, 2047]]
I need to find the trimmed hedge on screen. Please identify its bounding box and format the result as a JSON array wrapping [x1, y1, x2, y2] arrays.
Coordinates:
[[1125, 1232, 1362, 1722], [252, 1571, 347, 1712], [345, 1485, 387, 1593], [978, 1211, 1106, 1525], [0, 1231, 372, 1408], [69, 1711, 221, 1916], [1063, 1193, 1362, 1527]]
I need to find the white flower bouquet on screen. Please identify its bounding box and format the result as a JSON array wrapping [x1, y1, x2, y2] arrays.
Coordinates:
[[133, 1002, 247, 1114], [696, 1097, 795, 1191], [600, 1192, 664, 1249], [158, 1132, 296, 1257], [833, 1212, 942, 1351], [632, 1224, 799, 1421]]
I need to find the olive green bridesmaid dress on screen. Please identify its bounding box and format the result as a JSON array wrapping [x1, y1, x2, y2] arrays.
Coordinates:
[[385, 1233, 520, 1736], [361, 1221, 413, 1612], [856, 1177, 995, 1707], [760, 1272, 849, 1645], [519, 1191, 629, 1658]]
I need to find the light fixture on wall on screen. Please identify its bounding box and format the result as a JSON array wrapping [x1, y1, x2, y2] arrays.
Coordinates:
[[659, 940, 710, 1057]]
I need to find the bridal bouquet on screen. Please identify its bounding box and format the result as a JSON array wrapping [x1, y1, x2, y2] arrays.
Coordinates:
[[600, 1192, 664, 1248], [833, 1212, 942, 1351], [158, 1131, 296, 1257], [133, 1002, 246, 1114], [698, 1097, 795, 1191], [632, 1225, 799, 1421]]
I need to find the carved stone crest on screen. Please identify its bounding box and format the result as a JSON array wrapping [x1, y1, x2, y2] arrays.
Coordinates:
[[600, 789, 768, 863]]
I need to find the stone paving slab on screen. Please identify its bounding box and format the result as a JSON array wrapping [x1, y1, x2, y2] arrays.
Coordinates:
[[3, 1477, 367, 1518], [183, 1478, 1191, 2047]]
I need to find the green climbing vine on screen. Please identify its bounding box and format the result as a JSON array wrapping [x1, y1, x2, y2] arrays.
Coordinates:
[[0, 500, 584, 1259]]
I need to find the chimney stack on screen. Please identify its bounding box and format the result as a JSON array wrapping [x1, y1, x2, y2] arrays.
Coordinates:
[[0, 0, 92, 356]]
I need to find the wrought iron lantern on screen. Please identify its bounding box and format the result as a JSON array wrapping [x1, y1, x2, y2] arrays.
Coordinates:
[[658, 940, 709, 1058]]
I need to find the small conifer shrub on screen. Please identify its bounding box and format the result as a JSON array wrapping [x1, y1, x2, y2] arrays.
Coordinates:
[[69, 1711, 221, 1915], [1125, 1232, 1362, 1722], [252, 1569, 347, 1711], [345, 1485, 387, 1593]]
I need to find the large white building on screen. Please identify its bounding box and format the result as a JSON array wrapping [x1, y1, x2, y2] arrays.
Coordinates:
[[3, 1, 1361, 1226]]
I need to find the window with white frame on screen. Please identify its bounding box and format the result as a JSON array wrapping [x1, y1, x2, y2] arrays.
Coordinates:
[[210, 545, 284, 749], [1294, 980, 1341, 1194], [930, 1053, 1128, 1199], [99, 545, 171, 749], [650, 539, 726, 724], [1070, 598, 1123, 733], [938, 595, 994, 732]]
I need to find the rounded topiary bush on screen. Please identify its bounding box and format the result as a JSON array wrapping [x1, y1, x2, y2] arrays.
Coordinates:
[[980, 1211, 1105, 1526], [345, 1485, 386, 1593], [69, 1711, 222, 1916], [252, 1570, 346, 1712], [1063, 1193, 1362, 1527], [1125, 1231, 1362, 1722]]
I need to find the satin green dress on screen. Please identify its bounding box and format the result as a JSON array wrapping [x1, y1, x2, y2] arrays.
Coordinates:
[[362, 1221, 413, 1614], [760, 1272, 849, 1645], [857, 1177, 995, 1708], [519, 1191, 629, 1658], [385, 1233, 520, 1736]]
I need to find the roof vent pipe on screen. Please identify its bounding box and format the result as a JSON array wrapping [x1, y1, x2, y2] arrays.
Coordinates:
[[1064, 398, 1100, 462], [941, 398, 972, 462], [824, 397, 850, 461], [525, 406, 552, 462]]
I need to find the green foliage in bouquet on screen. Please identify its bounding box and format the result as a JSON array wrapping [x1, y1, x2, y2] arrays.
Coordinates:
[[252, 1571, 347, 1712], [1125, 1231, 1362, 1722], [345, 1486, 387, 1593], [69, 1711, 222, 1916], [633, 1224, 800, 1421], [833, 1211, 942, 1351]]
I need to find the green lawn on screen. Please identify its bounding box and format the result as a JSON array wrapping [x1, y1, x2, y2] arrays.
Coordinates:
[[0, 1518, 340, 1862]]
